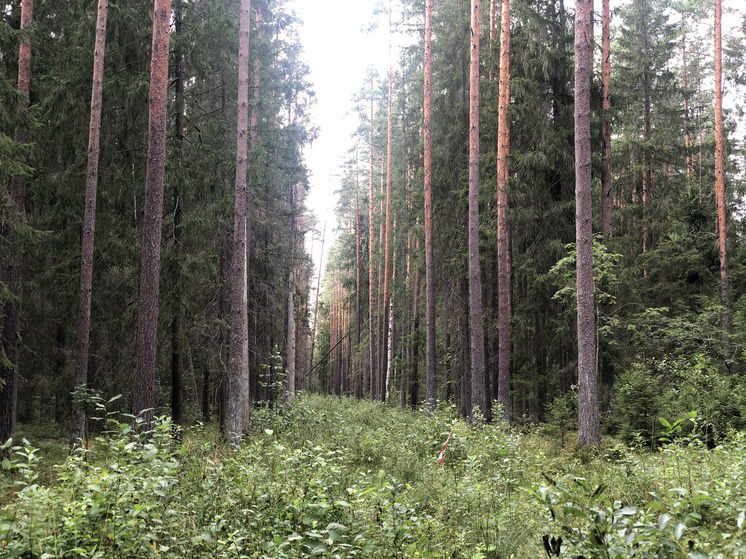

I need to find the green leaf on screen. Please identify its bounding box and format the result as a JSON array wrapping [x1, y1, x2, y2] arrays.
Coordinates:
[[658, 513, 671, 529], [673, 522, 685, 541]]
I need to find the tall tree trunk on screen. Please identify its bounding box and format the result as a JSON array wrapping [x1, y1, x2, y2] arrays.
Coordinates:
[[410, 260, 421, 409], [381, 2, 394, 403], [1, 0, 33, 444], [682, 25, 694, 182], [601, 0, 612, 238], [368, 92, 377, 399], [285, 182, 297, 403], [424, 0, 437, 413], [459, 276, 471, 418], [714, 0, 729, 332], [133, 0, 172, 431], [308, 221, 326, 390], [170, 0, 185, 431], [226, 0, 251, 444], [71, 0, 107, 448], [641, 6, 652, 259], [468, 0, 487, 421], [496, 0, 512, 421], [575, 0, 600, 447]]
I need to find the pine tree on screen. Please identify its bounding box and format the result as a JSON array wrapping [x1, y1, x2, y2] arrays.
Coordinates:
[[226, 0, 251, 444], [575, 0, 600, 447], [71, 0, 108, 447], [0, 0, 32, 443], [714, 0, 729, 331], [132, 0, 172, 431], [496, 0, 512, 421], [468, 0, 487, 421], [423, 0, 437, 412]]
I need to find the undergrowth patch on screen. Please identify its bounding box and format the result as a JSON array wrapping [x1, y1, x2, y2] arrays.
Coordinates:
[[1, 395, 745, 557]]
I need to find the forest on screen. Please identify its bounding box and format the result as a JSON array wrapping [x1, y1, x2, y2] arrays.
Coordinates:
[[2, 0, 746, 556]]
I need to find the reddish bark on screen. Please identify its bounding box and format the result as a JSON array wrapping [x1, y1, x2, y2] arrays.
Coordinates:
[[424, 0, 437, 411], [714, 0, 729, 331], [1, 0, 33, 444], [496, 0, 512, 421]]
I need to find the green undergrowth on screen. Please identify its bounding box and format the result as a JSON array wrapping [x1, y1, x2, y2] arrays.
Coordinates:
[[2, 395, 745, 557]]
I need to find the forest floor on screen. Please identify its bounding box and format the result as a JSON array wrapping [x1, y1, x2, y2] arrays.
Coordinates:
[[2, 394, 746, 557]]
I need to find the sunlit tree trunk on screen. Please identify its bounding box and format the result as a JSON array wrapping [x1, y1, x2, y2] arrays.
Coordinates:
[[496, 0, 512, 421], [226, 0, 251, 444], [714, 0, 729, 332], [575, 0, 600, 447], [133, 0, 172, 431], [71, 0, 107, 448]]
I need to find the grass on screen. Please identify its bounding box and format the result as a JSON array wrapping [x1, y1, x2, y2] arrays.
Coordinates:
[[2, 394, 746, 557]]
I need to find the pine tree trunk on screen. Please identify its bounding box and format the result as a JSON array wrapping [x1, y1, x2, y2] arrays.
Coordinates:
[[170, 0, 185, 431], [424, 0, 437, 413], [575, 0, 600, 447], [285, 182, 297, 403], [714, 0, 729, 331], [381, 3, 394, 403], [368, 94, 377, 399], [133, 0, 172, 431], [468, 0, 487, 421], [1, 0, 33, 444], [496, 0, 512, 421], [601, 0, 612, 238], [71, 0, 107, 448], [226, 0, 251, 444], [308, 221, 325, 391]]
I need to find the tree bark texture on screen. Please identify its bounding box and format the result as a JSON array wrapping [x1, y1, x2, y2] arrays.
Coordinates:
[[226, 0, 251, 444], [381, 3, 393, 403], [368, 95, 377, 400], [132, 0, 172, 432], [285, 182, 297, 403], [574, 0, 600, 447], [71, 0, 107, 448], [601, 0, 612, 238], [1, 0, 33, 444], [170, 0, 185, 430], [496, 0, 512, 421], [714, 0, 729, 331], [468, 0, 487, 421], [424, 0, 437, 413]]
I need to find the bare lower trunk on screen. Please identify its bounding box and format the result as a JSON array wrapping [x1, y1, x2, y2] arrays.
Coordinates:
[[1, 0, 33, 444], [72, 0, 107, 448], [133, 0, 172, 432], [424, 0, 437, 413], [468, 0, 487, 421], [226, 0, 251, 444], [575, 0, 599, 447], [714, 0, 729, 331], [496, 0, 512, 421]]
